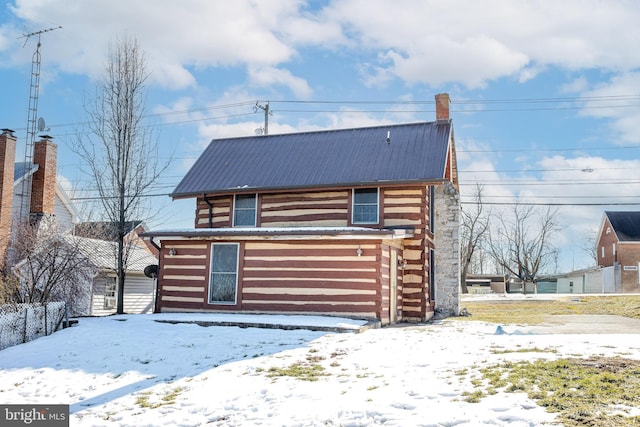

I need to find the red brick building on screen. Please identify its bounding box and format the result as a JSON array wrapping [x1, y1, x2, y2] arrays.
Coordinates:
[[596, 211, 640, 293]]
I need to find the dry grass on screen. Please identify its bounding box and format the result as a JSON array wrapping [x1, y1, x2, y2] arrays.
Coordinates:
[[459, 295, 640, 325], [456, 295, 640, 425], [461, 357, 640, 426]]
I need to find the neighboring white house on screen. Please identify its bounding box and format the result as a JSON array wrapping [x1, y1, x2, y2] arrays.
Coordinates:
[[12, 161, 80, 230], [1, 130, 158, 315], [73, 237, 158, 316]]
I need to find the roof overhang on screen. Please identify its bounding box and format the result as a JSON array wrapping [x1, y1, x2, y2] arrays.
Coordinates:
[[142, 226, 414, 241], [171, 179, 447, 200]]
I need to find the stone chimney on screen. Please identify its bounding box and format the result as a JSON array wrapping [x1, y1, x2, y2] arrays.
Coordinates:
[[435, 93, 450, 121], [30, 136, 57, 221], [0, 129, 17, 265]]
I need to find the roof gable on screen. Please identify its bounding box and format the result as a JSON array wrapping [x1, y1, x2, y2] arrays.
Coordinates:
[[74, 221, 145, 241], [73, 236, 157, 271], [605, 211, 640, 241], [14, 161, 80, 225], [172, 121, 452, 198], [13, 162, 38, 187]]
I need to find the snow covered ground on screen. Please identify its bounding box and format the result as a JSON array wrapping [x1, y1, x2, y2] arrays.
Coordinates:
[[1, 312, 639, 426]]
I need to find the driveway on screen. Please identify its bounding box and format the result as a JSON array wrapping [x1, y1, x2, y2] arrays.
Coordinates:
[[526, 314, 640, 334]]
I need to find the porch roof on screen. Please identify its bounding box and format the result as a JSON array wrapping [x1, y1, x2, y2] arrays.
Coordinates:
[[142, 226, 414, 241]]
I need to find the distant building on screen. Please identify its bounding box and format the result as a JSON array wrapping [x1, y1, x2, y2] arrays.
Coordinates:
[[596, 211, 640, 293]]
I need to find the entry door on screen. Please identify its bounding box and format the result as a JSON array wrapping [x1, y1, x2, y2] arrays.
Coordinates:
[[390, 248, 398, 323]]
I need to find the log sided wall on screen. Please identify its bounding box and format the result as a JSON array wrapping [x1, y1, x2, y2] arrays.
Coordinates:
[[158, 239, 402, 323], [164, 184, 439, 322]]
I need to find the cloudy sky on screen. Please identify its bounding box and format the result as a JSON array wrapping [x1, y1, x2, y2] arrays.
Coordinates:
[[2, 0, 640, 272]]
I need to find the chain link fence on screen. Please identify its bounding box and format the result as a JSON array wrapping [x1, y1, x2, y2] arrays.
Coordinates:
[[0, 302, 67, 351]]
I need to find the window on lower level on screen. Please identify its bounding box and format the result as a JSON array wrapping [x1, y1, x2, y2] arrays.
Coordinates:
[[209, 243, 239, 304], [104, 277, 116, 309], [352, 188, 379, 224]]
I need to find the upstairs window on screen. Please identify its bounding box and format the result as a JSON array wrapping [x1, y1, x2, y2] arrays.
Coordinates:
[[233, 194, 257, 227], [352, 188, 379, 224]]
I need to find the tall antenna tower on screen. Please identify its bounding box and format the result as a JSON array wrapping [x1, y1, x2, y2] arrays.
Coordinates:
[[18, 25, 62, 219]]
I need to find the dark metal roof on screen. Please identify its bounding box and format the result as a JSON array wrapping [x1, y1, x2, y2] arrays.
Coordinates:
[[172, 121, 452, 198], [606, 211, 640, 241]]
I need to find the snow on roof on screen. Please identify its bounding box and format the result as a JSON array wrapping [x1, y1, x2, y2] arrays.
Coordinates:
[[142, 226, 414, 239], [70, 235, 157, 272]]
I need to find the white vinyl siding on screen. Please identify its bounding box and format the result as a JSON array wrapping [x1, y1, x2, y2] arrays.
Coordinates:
[[90, 274, 154, 316]]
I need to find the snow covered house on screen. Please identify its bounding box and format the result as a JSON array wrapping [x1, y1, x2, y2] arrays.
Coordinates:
[[144, 94, 461, 324], [74, 220, 159, 258]]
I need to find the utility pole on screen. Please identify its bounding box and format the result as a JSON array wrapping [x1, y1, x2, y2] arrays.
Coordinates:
[[18, 26, 62, 220], [255, 101, 272, 135]]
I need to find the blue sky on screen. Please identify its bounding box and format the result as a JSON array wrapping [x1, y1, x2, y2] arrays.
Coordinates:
[[2, 0, 640, 273]]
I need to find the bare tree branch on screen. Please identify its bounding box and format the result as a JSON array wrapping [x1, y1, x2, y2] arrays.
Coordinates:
[[72, 35, 167, 314], [460, 184, 491, 293], [488, 205, 559, 293], [7, 218, 95, 314]]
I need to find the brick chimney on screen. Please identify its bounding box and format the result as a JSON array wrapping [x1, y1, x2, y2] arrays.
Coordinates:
[[30, 136, 57, 220], [435, 93, 450, 121], [0, 129, 17, 265]]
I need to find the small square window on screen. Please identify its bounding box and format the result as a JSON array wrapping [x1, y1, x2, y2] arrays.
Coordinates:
[[233, 194, 257, 227], [352, 188, 379, 224]]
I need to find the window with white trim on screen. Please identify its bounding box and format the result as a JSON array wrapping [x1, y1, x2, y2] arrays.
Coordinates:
[[209, 243, 239, 304], [233, 194, 257, 227], [352, 188, 379, 224], [104, 277, 117, 309]]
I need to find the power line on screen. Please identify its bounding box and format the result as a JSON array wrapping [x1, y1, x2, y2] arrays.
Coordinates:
[[13, 93, 640, 134], [461, 201, 640, 206]]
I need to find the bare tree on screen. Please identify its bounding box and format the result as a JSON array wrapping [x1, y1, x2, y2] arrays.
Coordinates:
[[460, 185, 491, 293], [7, 218, 95, 313], [488, 205, 559, 294], [579, 231, 599, 267], [73, 36, 167, 314]]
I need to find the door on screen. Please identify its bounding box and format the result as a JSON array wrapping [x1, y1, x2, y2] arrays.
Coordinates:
[[390, 248, 398, 323]]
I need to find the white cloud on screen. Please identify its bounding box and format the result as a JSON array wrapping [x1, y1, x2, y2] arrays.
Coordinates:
[[324, 0, 640, 88], [7, 0, 640, 92], [561, 76, 589, 93], [248, 65, 312, 98], [579, 72, 640, 143], [8, 0, 304, 87]]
